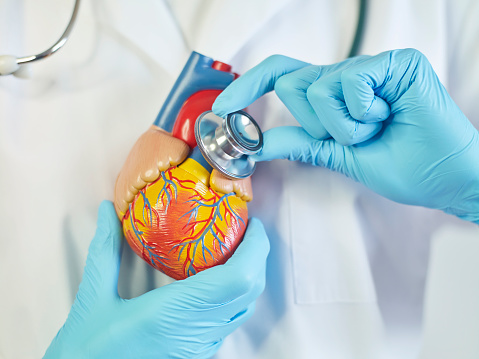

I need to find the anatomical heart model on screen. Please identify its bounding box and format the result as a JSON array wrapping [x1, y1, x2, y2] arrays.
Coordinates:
[[114, 52, 253, 280]]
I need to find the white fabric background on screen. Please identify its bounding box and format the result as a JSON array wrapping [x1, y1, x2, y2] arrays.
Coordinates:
[[0, 0, 478, 358]]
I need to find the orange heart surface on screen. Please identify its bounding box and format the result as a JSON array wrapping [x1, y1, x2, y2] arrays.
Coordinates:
[[122, 158, 248, 280]]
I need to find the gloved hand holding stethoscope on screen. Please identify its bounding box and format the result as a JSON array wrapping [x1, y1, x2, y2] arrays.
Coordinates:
[[212, 50, 479, 224]]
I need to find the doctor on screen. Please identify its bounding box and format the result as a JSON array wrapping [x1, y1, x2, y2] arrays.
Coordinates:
[[1, 1, 479, 358]]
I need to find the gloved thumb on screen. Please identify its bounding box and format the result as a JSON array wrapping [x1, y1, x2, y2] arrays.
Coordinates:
[[76, 200, 124, 304], [252, 126, 346, 170], [164, 217, 270, 306]]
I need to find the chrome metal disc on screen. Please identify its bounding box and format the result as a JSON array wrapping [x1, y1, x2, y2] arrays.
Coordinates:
[[195, 110, 263, 179]]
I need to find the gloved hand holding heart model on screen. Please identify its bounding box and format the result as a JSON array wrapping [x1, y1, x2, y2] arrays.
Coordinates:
[[114, 52, 261, 279]]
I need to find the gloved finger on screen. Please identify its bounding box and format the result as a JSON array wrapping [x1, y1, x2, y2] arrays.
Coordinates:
[[202, 217, 269, 299], [251, 126, 316, 162], [251, 126, 326, 162], [274, 66, 329, 139], [340, 57, 391, 123], [212, 55, 310, 117], [77, 200, 124, 303], [251, 126, 353, 174], [340, 49, 434, 117], [227, 301, 256, 328], [201, 272, 265, 323], [201, 302, 256, 343], [307, 72, 383, 146], [273, 56, 374, 139]]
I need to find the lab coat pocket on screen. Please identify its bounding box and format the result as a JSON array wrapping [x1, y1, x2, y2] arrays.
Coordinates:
[[287, 165, 377, 304]]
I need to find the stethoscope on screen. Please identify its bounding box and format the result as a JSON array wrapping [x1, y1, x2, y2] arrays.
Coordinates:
[[195, 110, 263, 179], [0, 0, 81, 77], [0, 0, 368, 179], [182, 0, 368, 179]]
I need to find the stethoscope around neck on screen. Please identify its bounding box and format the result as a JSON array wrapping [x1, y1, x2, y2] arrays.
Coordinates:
[[0, 0, 81, 77], [0, 0, 368, 77]]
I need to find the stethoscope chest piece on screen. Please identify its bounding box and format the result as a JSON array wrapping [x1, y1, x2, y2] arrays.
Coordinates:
[[195, 110, 263, 179]]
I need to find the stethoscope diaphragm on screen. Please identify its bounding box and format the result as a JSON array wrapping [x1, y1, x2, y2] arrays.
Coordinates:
[[195, 110, 263, 179]]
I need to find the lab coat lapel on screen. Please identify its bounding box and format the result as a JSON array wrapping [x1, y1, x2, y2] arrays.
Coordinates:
[[102, 0, 293, 77], [183, 0, 294, 62], [100, 0, 190, 77]]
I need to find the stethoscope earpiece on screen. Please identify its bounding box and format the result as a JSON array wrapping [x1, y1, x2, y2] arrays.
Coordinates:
[[0, 55, 19, 76], [0, 0, 80, 77], [195, 110, 264, 179]]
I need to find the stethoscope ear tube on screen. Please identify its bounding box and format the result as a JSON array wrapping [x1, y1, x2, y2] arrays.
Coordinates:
[[1, 0, 81, 76]]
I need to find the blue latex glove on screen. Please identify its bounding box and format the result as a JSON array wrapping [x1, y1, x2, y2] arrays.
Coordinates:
[[44, 201, 269, 358], [213, 49, 479, 224]]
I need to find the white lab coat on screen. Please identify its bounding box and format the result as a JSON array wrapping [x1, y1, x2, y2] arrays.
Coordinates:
[[1, 0, 478, 358]]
